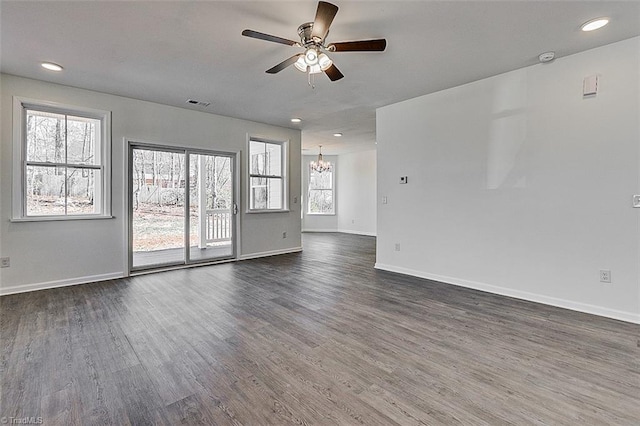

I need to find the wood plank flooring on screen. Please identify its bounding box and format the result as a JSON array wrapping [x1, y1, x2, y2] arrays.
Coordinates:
[[1, 233, 639, 425]]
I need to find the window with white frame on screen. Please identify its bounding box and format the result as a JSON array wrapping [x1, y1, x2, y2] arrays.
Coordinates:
[[307, 164, 334, 214], [248, 138, 287, 211], [12, 98, 111, 220]]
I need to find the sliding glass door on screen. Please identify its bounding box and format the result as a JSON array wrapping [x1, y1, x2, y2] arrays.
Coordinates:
[[188, 153, 234, 262], [129, 144, 236, 272], [131, 147, 186, 268]]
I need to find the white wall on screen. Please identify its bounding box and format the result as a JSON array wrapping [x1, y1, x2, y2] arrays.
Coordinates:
[[337, 149, 376, 236], [0, 74, 302, 293], [376, 37, 640, 323], [302, 154, 338, 232]]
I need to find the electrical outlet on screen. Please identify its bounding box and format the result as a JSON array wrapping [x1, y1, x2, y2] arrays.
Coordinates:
[[599, 269, 611, 283], [293, 196, 298, 204], [0, 257, 10, 268], [395, 243, 401, 251], [282, 232, 287, 239]]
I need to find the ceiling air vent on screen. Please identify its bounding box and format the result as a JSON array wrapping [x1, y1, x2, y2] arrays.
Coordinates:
[[186, 99, 211, 107]]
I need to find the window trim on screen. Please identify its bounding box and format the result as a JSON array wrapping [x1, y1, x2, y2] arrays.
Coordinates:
[[307, 160, 335, 215], [246, 136, 289, 213], [11, 96, 112, 221]]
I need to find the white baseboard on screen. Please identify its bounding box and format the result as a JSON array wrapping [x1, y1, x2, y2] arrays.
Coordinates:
[[303, 229, 377, 237], [239, 246, 302, 261], [374, 263, 640, 324], [0, 272, 125, 296], [337, 229, 377, 237]]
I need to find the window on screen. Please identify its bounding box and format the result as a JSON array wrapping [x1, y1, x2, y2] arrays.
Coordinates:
[[12, 97, 111, 220], [307, 164, 334, 214], [248, 138, 287, 211]]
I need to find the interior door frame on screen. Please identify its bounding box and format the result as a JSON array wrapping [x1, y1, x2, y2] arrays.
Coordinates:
[[125, 139, 239, 275]]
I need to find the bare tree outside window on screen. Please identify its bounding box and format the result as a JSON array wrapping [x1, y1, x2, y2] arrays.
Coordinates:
[[308, 165, 334, 214], [131, 149, 233, 252], [24, 109, 103, 216], [248, 139, 285, 210]]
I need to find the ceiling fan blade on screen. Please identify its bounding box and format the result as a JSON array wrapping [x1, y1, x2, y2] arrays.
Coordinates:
[[324, 64, 344, 81], [242, 29, 298, 46], [311, 1, 339, 42], [266, 55, 302, 74], [328, 39, 387, 52]]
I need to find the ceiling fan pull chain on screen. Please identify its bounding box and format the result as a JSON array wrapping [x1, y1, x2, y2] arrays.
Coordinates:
[[308, 69, 315, 89]]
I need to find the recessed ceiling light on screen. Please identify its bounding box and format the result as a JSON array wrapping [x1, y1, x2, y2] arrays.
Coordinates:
[[41, 62, 63, 71], [333, 133, 342, 137], [291, 118, 302, 123], [581, 17, 609, 32]]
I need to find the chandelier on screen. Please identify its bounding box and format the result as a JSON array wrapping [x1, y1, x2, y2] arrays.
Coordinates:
[[310, 145, 332, 173]]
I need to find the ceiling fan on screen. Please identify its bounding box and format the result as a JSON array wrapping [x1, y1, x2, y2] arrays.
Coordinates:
[[242, 1, 386, 83]]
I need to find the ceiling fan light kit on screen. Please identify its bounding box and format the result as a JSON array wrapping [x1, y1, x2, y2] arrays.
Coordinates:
[[242, 1, 386, 85], [294, 47, 333, 74]]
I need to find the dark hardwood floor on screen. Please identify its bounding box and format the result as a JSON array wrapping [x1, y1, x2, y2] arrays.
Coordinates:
[[1, 233, 639, 425]]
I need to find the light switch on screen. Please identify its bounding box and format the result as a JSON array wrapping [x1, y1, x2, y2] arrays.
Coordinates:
[[583, 75, 598, 96], [382, 196, 388, 204]]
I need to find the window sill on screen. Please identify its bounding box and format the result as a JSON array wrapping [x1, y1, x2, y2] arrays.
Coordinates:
[[306, 213, 336, 216], [245, 209, 291, 214], [10, 215, 115, 223]]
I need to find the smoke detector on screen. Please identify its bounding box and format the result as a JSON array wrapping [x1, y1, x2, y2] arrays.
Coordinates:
[[538, 52, 555, 63]]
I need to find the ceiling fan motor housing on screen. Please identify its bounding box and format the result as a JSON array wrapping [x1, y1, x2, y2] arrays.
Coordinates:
[[298, 22, 325, 47]]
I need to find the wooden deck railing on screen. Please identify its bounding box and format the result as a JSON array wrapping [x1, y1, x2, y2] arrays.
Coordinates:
[[205, 209, 232, 243]]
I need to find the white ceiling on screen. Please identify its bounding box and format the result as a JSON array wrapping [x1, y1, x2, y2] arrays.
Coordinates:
[[2, 1, 638, 155]]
